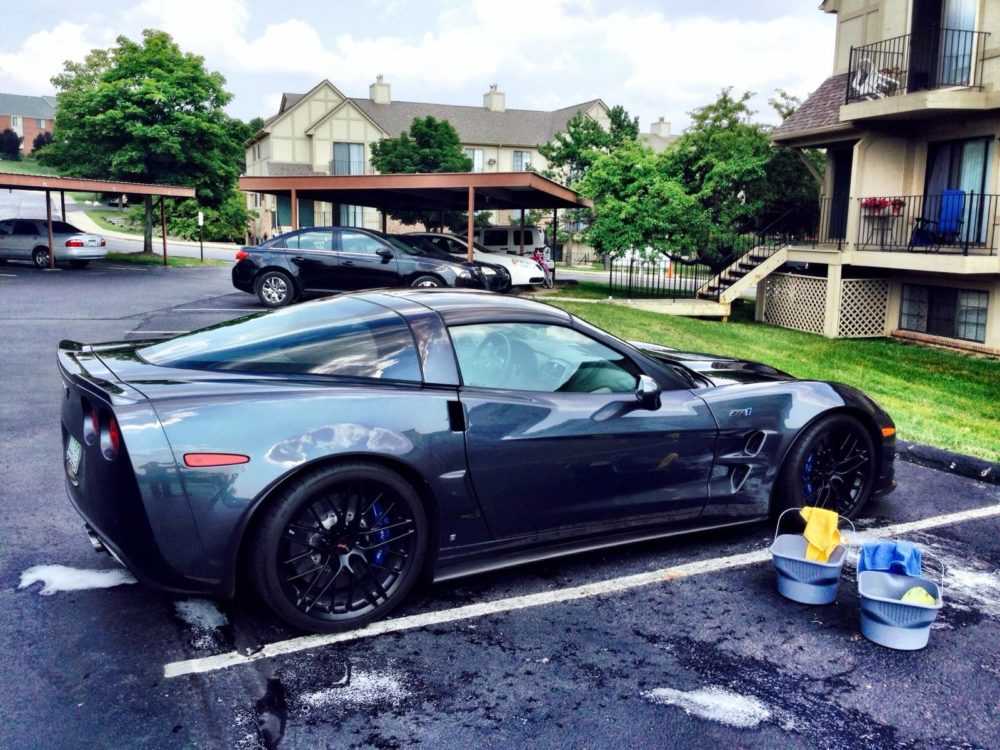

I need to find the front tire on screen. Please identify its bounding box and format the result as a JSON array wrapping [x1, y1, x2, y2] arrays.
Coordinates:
[[410, 274, 443, 288], [256, 270, 295, 307], [250, 462, 427, 633], [32, 247, 50, 268], [774, 414, 876, 519]]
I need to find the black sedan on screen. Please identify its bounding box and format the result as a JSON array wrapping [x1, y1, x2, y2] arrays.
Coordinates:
[[232, 226, 488, 307], [59, 291, 895, 633]]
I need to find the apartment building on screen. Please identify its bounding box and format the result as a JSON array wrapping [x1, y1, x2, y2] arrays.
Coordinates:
[[765, 0, 1000, 353], [0, 93, 55, 155], [245, 78, 610, 236]]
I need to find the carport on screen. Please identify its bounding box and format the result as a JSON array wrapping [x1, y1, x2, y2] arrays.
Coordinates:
[[0, 171, 196, 268], [238, 171, 591, 263]]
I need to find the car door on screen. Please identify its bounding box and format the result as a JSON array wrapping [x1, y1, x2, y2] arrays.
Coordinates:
[[449, 321, 717, 540], [0, 220, 14, 259], [283, 228, 339, 292], [336, 230, 400, 290], [12, 220, 41, 259]]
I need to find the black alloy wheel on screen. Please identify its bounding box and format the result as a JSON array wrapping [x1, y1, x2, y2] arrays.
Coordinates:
[[776, 414, 876, 519], [251, 462, 427, 632]]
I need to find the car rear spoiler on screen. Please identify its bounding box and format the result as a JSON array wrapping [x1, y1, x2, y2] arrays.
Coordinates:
[[57, 340, 144, 405]]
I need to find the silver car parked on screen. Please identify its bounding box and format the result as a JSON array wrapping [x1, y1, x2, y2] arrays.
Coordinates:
[[0, 218, 107, 268]]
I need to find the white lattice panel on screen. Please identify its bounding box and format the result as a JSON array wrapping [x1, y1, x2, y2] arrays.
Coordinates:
[[838, 278, 889, 338], [764, 274, 827, 334]]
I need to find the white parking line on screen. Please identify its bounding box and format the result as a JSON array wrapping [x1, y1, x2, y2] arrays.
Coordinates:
[[163, 502, 1000, 679]]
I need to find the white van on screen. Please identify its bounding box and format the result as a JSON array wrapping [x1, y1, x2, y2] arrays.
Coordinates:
[[469, 226, 550, 261]]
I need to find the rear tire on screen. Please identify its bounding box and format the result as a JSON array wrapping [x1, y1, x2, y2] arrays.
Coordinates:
[[250, 462, 427, 633], [255, 270, 295, 308], [32, 247, 50, 268], [774, 414, 876, 520]]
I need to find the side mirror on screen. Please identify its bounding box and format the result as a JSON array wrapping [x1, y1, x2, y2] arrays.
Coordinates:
[[376, 247, 394, 262], [635, 374, 661, 410]]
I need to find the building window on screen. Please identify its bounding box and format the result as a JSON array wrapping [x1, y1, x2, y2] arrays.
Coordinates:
[[464, 148, 484, 172], [513, 150, 531, 171], [333, 143, 365, 175], [37, 118, 45, 128], [11, 116, 20, 127], [900, 283, 988, 343]]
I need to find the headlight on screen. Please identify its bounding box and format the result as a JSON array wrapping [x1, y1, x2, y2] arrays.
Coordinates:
[[457, 270, 472, 279]]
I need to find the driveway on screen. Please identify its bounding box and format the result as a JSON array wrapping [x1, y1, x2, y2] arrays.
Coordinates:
[[1, 261, 997, 749]]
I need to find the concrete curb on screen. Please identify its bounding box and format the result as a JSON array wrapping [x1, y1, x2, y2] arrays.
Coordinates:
[[896, 439, 999, 485]]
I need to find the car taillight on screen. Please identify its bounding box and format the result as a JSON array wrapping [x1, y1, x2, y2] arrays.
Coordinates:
[[65, 239, 84, 247], [100, 239, 106, 247], [235, 250, 249, 260], [108, 417, 121, 455]]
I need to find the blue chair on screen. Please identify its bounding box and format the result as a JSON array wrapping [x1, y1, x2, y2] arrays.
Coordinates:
[[909, 189, 965, 251]]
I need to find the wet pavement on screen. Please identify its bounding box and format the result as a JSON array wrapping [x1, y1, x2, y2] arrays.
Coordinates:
[[1, 261, 998, 749]]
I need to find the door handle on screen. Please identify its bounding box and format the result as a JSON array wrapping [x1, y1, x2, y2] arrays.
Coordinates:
[[291, 256, 305, 263], [343, 260, 355, 266]]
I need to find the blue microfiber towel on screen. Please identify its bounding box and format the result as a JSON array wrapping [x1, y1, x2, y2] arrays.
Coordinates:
[[857, 541, 922, 576]]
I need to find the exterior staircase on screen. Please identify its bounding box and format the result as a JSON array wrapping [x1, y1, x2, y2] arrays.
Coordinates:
[[696, 243, 789, 303]]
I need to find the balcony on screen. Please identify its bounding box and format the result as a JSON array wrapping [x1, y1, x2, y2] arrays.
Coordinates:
[[853, 193, 998, 255], [847, 28, 989, 103]]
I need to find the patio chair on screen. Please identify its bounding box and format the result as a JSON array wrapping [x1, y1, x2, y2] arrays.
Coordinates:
[[908, 189, 965, 251], [850, 58, 900, 100]]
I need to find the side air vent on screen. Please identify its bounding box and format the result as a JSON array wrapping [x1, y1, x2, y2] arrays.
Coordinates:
[[731, 465, 751, 493], [744, 430, 766, 456]]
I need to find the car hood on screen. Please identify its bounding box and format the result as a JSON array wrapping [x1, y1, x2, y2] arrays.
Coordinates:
[[630, 340, 796, 387]]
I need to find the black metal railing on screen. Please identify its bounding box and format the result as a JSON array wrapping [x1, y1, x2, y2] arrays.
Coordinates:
[[855, 193, 998, 254], [847, 28, 989, 103], [607, 254, 714, 300]]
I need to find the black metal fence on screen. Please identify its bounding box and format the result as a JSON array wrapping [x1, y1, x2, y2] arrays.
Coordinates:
[[855, 193, 999, 254], [607, 254, 713, 300], [847, 28, 989, 103]]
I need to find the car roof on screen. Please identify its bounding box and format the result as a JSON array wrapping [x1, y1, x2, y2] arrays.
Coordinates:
[[367, 289, 572, 325]]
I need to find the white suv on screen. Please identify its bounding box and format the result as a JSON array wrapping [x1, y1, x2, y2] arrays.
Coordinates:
[[469, 226, 551, 262]]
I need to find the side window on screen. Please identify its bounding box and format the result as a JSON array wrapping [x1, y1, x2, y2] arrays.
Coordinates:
[[0, 221, 11, 236], [13, 221, 37, 235], [449, 322, 640, 393], [483, 230, 508, 247], [341, 230, 388, 255], [294, 230, 334, 251]]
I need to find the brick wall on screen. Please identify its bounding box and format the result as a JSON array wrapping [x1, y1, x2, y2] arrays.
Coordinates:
[[0, 114, 53, 154]]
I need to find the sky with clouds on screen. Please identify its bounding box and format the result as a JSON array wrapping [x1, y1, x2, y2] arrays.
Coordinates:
[[1, 0, 836, 134]]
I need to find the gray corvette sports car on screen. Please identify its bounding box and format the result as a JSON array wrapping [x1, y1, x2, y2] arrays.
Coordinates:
[[59, 290, 895, 632]]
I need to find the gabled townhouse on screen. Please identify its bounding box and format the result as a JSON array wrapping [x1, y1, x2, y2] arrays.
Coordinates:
[[0, 93, 55, 155], [757, 0, 1000, 354], [244, 78, 612, 236]]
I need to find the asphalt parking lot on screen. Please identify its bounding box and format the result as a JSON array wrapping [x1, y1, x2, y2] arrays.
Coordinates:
[[1, 260, 998, 750]]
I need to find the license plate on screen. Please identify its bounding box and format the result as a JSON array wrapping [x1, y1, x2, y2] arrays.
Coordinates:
[[86, 239, 99, 246], [66, 435, 83, 476]]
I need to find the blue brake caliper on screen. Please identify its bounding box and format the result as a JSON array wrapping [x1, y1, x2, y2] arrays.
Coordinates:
[[370, 501, 390, 566], [802, 453, 815, 497]]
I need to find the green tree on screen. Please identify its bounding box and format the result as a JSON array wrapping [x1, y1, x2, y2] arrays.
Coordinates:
[[40, 30, 247, 251], [538, 104, 639, 186], [369, 115, 472, 230], [577, 141, 708, 259]]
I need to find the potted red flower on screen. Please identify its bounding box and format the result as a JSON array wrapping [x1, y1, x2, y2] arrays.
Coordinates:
[[861, 197, 890, 215], [890, 197, 906, 215]]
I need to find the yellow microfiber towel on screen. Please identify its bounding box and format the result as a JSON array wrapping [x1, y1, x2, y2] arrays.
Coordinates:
[[800, 506, 844, 563]]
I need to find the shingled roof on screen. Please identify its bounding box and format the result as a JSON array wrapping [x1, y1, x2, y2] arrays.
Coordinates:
[[0, 93, 56, 119], [256, 87, 603, 148], [772, 73, 854, 144], [349, 98, 601, 147]]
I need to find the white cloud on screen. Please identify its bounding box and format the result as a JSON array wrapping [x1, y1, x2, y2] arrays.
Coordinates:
[[0, 23, 99, 93]]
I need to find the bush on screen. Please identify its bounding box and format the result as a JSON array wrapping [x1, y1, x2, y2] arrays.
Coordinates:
[[0, 128, 23, 160], [32, 131, 53, 153]]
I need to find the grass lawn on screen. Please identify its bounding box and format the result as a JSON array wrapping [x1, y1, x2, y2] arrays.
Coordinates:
[[106, 252, 225, 268], [0, 158, 61, 175], [547, 296, 1000, 463]]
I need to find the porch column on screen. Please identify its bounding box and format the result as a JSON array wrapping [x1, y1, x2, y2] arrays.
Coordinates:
[[822, 263, 843, 338], [466, 187, 475, 262]]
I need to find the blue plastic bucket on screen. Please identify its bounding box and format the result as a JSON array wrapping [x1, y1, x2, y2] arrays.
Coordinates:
[[770, 534, 847, 604], [769, 508, 853, 605], [858, 568, 943, 650]]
